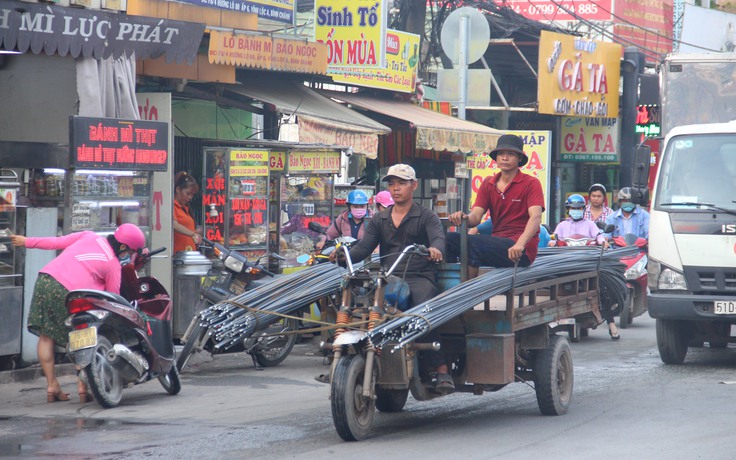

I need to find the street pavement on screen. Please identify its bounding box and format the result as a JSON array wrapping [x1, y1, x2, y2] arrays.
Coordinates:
[[2, 318, 736, 459]]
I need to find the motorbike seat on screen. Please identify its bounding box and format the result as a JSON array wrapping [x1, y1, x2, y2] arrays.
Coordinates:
[[75, 289, 132, 307]]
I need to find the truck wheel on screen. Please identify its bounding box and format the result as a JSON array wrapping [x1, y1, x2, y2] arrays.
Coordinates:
[[375, 388, 409, 412], [656, 319, 689, 364], [534, 335, 573, 416], [331, 354, 376, 441]]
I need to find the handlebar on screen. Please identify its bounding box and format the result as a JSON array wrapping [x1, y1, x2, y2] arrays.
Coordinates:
[[386, 244, 429, 277], [201, 236, 275, 277]]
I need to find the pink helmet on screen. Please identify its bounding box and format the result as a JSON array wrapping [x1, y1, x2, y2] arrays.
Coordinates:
[[114, 223, 146, 250], [375, 191, 394, 207]]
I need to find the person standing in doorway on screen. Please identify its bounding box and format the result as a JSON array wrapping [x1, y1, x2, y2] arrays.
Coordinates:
[[173, 172, 202, 253]]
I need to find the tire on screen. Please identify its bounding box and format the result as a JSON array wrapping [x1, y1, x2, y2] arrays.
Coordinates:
[[85, 336, 124, 409], [253, 317, 298, 368], [534, 335, 573, 416], [159, 364, 182, 395], [375, 388, 409, 412], [331, 354, 376, 441], [177, 321, 208, 372], [656, 319, 689, 364], [619, 296, 632, 329]]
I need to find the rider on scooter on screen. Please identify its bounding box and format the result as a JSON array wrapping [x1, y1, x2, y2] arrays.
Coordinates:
[[604, 187, 650, 240], [549, 194, 608, 247]]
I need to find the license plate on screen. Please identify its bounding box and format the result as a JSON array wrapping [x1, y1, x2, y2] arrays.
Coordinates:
[[68, 327, 97, 351], [714, 301, 736, 315]]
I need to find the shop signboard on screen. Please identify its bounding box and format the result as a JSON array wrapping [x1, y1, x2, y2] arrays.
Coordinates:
[[69, 116, 168, 171], [286, 151, 341, 174], [537, 31, 621, 119], [173, 0, 294, 24], [614, 0, 672, 57], [560, 116, 619, 162], [468, 130, 552, 224], [330, 29, 419, 93], [502, 0, 613, 22], [315, 0, 386, 70], [636, 105, 661, 138]]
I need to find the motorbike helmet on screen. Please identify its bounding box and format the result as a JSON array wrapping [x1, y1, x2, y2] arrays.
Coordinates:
[[375, 190, 394, 208], [618, 187, 632, 201], [588, 183, 607, 195], [565, 194, 586, 209], [347, 189, 369, 205], [114, 223, 146, 250]]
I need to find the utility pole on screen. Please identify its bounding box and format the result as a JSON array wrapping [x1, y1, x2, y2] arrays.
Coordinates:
[[620, 46, 643, 188]]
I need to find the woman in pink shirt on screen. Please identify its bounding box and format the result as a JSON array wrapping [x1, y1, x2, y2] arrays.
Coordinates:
[[11, 224, 146, 403]]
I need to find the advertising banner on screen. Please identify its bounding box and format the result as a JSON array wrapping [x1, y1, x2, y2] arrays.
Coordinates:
[[330, 29, 419, 93], [468, 130, 552, 224], [173, 0, 294, 24], [560, 116, 619, 162], [315, 0, 386, 70], [537, 31, 621, 118], [503, 0, 613, 22]]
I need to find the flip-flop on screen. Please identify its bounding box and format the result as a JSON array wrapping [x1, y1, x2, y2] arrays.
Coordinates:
[[436, 373, 455, 390], [314, 374, 330, 384]]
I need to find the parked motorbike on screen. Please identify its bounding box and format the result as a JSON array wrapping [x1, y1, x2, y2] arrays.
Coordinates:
[[610, 233, 648, 328], [65, 247, 179, 408], [176, 237, 298, 372]]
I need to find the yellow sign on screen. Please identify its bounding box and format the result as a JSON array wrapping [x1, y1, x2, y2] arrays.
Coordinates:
[[287, 151, 341, 173], [230, 165, 269, 177], [209, 31, 272, 68], [468, 130, 552, 224], [271, 39, 328, 74], [560, 116, 620, 162], [331, 29, 419, 93], [315, 0, 386, 70], [231, 150, 269, 162], [537, 31, 621, 118]]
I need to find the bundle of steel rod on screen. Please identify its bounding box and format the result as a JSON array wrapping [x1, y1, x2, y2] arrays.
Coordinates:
[[193, 262, 352, 350], [367, 246, 636, 350]]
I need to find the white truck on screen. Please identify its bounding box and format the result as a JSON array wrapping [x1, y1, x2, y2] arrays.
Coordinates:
[[644, 53, 736, 364]]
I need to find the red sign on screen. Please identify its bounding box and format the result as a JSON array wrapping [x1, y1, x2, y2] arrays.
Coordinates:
[[503, 0, 612, 22], [613, 0, 673, 59], [70, 116, 168, 171]]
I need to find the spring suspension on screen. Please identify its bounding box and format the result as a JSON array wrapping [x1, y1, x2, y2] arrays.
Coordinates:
[[368, 310, 382, 331]]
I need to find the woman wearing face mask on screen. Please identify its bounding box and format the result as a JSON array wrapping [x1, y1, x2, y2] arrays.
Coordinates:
[[549, 194, 608, 247], [10, 224, 146, 403], [316, 190, 370, 250]]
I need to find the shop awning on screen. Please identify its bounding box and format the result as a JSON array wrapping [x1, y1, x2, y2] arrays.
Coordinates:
[[225, 80, 391, 159], [323, 91, 503, 154], [0, 0, 206, 64]]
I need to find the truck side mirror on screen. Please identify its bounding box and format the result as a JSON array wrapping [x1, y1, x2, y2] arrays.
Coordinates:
[[631, 143, 651, 206]]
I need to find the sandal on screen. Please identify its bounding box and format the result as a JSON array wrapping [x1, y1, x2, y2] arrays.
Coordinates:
[[314, 374, 330, 384], [436, 373, 455, 390], [47, 389, 70, 403], [609, 329, 620, 341]]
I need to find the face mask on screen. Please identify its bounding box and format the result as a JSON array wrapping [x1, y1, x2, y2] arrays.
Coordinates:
[[569, 209, 584, 221], [621, 203, 636, 213], [119, 253, 131, 266], [351, 208, 367, 220]]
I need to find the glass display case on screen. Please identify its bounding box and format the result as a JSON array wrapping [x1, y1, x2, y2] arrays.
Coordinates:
[[32, 169, 152, 238], [203, 148, 270, 262], [0, 169, 22, 358]]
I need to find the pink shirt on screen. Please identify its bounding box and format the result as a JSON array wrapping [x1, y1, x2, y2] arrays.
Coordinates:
[[553, 218, 605, 245], [26, 231, 122, 294]]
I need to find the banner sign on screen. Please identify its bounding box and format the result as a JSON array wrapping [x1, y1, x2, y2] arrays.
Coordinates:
[[330, 29, 419, 93], [0, 0, 205, 64], [560, 117, 619, 162], [503, 0, 613, 22], [468, 130, 552, 224], [537, 31, 621, 118], [315, 0, 386, 70], [70, 117, 168, 171], [287, 151, 341, 174], [174, 0, 294, 24]]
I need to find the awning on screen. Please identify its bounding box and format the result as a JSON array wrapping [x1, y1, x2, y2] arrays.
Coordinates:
[[323, 91, 503, 154], [0, 1, 206, 64], [225, 80, 391, 159]]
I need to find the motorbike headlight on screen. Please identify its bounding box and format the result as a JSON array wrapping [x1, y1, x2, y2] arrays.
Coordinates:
[[224, 255, 244, 273], [625, 255, 648, 280]]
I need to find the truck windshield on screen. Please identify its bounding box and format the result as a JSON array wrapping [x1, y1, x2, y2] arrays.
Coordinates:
[[656, 134, 736, 211]]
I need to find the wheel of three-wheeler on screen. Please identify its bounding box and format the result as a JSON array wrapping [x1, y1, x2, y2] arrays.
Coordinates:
[[533, 334, 573, 415], [331, 354, 377, 441], [375, 387, 409, 412]]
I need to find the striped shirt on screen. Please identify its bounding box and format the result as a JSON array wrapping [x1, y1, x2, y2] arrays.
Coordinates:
[[583, 204, 614, 223]]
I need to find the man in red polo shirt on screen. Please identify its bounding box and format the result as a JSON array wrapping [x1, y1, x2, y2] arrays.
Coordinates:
[[448, 134, 545, 278]]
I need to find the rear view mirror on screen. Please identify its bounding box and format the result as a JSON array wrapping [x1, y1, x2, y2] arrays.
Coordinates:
[[632, 143, 651, 206]]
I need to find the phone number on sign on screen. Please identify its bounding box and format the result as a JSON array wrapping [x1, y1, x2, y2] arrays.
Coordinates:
[[505, 0, 612, 22]]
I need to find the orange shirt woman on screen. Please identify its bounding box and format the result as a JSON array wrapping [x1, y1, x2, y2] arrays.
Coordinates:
[[173, 172, 201, 253]]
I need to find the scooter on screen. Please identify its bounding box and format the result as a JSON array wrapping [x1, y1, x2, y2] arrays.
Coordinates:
[[65, 247, 179, 409], [176, 237, 298, 372], [610, 233, 648, 328]]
